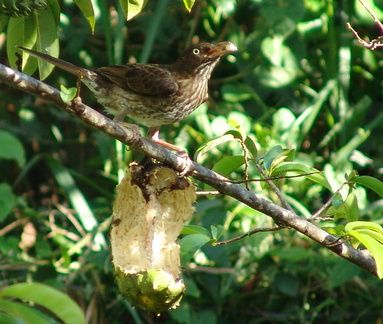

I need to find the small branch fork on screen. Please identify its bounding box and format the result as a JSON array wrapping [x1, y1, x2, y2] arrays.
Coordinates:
[[0, 62, 378, 277], [347, 0, 383, 50]]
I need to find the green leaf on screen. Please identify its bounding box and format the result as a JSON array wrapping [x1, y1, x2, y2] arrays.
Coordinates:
[[352, 176, 383, 199], [212, 155, 244, 176], [333, 193, 359, 222], [210, 225, 224, 241], [332, 193, 344, 208], [180, 234, 211, 264], [328, 194, 359, 222], [346, 229, 383, 279], [244, 136, 258, 160], [0, 283, 85, 324], [0, 183, 17, 223], [263, 145, 283, 171], [181, 225, 211, 237], [0, 130, 25, 167], [227, 119, 246, 140], [0, 299, 56, 324], [7, 15, 38, 74], [194, 133, 238, 162], [9, 2, 59, 80], [345, 221, 383, 234], [183, 0, 195, 12], [120, 0, 148, 21], [60, 85, 78, 102], [343, 221, 383, 278], [269, 149, 295, 174], [33, 3, 60, 80], [74, 0, 95, 32], [355, 229, 383, 245]]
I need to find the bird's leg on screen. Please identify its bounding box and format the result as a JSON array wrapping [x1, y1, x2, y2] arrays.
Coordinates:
[[147, 127, 185, 152], [148, 127, 194, 176]]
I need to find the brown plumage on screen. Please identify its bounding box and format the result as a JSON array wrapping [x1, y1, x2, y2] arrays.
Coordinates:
[[18, 42, 237, 149]]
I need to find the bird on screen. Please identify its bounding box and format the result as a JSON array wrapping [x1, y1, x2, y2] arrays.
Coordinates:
[[18, 42, 237, 150]]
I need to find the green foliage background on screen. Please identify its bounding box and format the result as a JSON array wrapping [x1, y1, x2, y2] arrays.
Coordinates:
[[1, 0, 383, 322]]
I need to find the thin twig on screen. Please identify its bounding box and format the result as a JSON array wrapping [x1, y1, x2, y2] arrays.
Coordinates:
[[214, 226, 285, 246], [229, 171, 321, 184], [347, 0, 383, 50], [240, 140, 251, 190], [310, 184, 345, 220], [255, 163, 296, 215]]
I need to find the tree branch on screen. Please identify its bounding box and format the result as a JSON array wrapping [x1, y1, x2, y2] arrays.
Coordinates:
[[0, 62, 378, 277]]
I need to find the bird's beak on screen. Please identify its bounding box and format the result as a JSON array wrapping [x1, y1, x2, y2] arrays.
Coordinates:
[[206, 42, 238, 58]]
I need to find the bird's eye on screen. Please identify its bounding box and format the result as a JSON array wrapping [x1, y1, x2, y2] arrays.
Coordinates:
[[192, 48, 200, 55]]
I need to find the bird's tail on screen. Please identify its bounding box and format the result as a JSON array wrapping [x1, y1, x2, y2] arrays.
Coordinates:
[[17, 46, 92, 79]]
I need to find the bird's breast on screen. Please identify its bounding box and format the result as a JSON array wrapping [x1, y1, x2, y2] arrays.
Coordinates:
[[82, 75, 209, 127]]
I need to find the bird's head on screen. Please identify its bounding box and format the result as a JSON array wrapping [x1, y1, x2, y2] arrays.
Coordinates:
[[172, 41, 237, 77]]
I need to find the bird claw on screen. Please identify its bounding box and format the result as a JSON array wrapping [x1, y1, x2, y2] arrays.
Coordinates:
[[176, 150, 194, 177]]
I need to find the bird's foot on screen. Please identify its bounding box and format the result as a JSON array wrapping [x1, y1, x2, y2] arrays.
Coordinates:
[[175, 150, 194, 177]]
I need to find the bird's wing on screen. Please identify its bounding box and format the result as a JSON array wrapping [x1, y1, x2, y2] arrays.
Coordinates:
[[98, 64, 179, 97]]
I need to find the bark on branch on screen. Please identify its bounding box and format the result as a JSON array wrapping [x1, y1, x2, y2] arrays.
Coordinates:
[[0, 62, 378, 277]]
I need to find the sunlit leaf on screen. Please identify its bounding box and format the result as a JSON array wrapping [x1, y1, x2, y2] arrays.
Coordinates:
[[181, 225, 211, 237], [74, 0, 95, 32], [0, 283, 85, 324], [120, 0, 148, 21], [269, 149, 295, 174], [180, 234, 211, 264], [183, 0, 195, 12], [263, 145, 283, 171], [352, 176, 383, 199], [332, 193, 359, 222], [346, 228, 383, 279], [227, 119, 246, 140], [194, 133, 237, 162], [345, 221, 383, 234], [60, 85, 77, 102]]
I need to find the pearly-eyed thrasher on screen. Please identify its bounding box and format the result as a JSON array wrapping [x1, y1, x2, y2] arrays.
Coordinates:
[[18, 42, 237, 150]]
